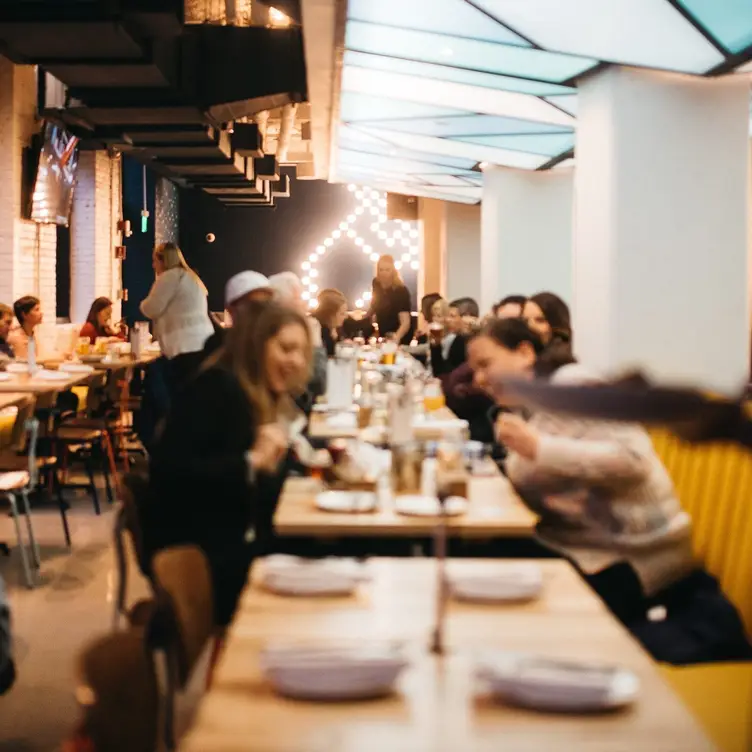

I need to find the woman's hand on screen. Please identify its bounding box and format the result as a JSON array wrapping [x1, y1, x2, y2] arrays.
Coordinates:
[[495, 414, 539, 460], [249, 424, 289, 474]]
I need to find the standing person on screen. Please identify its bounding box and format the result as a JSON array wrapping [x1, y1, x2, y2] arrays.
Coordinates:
[[314, 288, 348, 357], [148, 302, 311, 627], [523, 291, 571, 346], [269, 271, 327, 401], [140, 242, 214, 392], [0, 304, 15, 362], [368, 255, 414, 344], [79, 297, 124, 344], [7, 296, 42, 361]]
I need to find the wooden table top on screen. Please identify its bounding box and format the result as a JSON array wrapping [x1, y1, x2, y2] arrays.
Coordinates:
[[0, 392, 34, 411], [274, 476, 537, 538], [89, 351, 160, 370], [181, 558, 713, 752], [0, 371, 92, 394]]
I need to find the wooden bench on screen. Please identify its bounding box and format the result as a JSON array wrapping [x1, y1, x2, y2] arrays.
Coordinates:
[[651, 430, 752, 752]]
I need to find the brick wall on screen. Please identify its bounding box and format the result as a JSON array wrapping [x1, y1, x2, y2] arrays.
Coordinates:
[[70, 150, 123, 323], [0, 57, 57, 314]]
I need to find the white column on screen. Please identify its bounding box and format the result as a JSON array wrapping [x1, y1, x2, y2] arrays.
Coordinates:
[[481, 166, 573, 314], [575, 66, 750, 395], [445, 202, 481, 303]]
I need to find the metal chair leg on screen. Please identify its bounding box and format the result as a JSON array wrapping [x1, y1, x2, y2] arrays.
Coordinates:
[[83, 454, 101, 515], [53, 472, 72, 548], [100, 441, 114, 504], [19, 488, 40, 569], [6, 493, 34, 589]]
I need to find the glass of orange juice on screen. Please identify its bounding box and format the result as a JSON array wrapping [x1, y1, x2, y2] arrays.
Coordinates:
[[423, 378, 445, 414]]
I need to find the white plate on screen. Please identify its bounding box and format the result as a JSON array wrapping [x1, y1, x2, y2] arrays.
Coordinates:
[[312, 403, 358, 414], [260, 556, 368, 597], [4, 363, 27, 374], [0, 373, 10, 382], [59, 363, 95, 374], [449, 565, 543, 604], [477, 652, 639, 712], [316, 491, 377, 513], [79, 354, 105, 363], [394, 495, 468, 517], [261, 642, 407, 701]]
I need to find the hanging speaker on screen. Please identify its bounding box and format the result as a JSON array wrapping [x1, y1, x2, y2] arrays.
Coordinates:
[[386, 193, 418, 221]]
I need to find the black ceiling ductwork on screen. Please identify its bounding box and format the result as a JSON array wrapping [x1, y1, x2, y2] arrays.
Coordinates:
[[272, 174, 291, 198], [232, 123, 264, 158], [0, 0, 305, 207], [255, 155, 280, 182]]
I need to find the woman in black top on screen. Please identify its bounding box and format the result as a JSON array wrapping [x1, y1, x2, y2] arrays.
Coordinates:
[[148, 302, 311, 626], [368, 255, 413, 344], [314, 288, 348, 357]]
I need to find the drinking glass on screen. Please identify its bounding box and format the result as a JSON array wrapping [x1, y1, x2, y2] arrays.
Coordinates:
[[423, 378, 446, 414]]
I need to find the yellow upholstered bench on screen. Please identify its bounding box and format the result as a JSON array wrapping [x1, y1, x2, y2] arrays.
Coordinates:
[[651, 431, 752, 751]]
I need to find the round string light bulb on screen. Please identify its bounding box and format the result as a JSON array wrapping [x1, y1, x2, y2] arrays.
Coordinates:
[[363, 291, 372, 301], [301, 261, 311, 270], [302, 291, 311, 301], [347, 214, 356, 223], [332, 230, 341, 239], [347, 184, 357, 192], [309, 252, 318, 260], [410, 260, 419, 270], [347, 229, 356, 238], [394, 261, 402, 270], [385, 238, 395, 247], [324, 238, 333, 247], [355, 237, 364, 246], [308, 299, 317, 309], [370, 252, 379, 262], [302, 276, 310, 285], [355, 298, 364, 308], [310, 269, 318, 278]]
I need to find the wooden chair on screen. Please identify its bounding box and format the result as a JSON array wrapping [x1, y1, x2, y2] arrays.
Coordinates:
[[149, 545, 215, 750], [0, 395, 71, 546], [71, 629, 160, 752], [112, 471, 152, 629]]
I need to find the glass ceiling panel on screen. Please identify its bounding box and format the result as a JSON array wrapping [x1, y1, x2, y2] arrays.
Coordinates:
[[342, 66, 575, 127], [345, 20, 597, 83], [350, 114, 571, 138], [472, 0, 723, 73], [346, 0, 529, 47], [339, 126, 479, 170], [412, 174, 481, 188], [677, 0, 752, 53], [340, 91, 463, 122], [344, 51, 574, 96], [338, 148, 482, 176], [355, 126, 549, 169], [545, 94, 578, 116], [454, 132, 574, 157], [335, 171, 482, 204]]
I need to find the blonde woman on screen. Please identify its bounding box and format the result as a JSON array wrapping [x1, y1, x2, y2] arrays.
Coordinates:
[[314, 288, 347, 357], [140, 242, 214, 390], [368, 254, 413, 344], [149, 302, 311, 626]]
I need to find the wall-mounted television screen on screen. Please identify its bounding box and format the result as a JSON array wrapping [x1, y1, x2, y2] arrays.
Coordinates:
[[30, 122, 79, 226]]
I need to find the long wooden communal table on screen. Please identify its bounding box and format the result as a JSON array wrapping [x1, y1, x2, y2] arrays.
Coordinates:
[[0, 371, 93, 395], [181, 558, 713, 752], [0, 392, 34, 411], [274, 475, 537, 540]]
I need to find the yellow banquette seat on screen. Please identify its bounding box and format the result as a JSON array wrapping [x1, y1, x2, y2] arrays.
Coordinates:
[[650, 430, 752, 752]]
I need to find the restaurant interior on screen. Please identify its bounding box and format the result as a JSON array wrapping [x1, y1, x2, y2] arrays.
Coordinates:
[[0, 1, 751, 750]]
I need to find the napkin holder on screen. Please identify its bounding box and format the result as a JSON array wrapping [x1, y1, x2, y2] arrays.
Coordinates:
[[326, 359, 355, 410]]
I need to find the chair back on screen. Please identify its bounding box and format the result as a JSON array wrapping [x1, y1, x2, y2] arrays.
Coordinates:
[[151, 545, 214, 688], [650, 430, 752, 636], [74, 629, 159, 752]]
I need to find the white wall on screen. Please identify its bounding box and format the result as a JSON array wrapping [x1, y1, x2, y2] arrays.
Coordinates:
[[445, 202, 480, 303], [481, 167, 573, 313], [575, 66, 750, 394]]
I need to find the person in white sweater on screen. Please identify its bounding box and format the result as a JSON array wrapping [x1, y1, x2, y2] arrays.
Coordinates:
[[140, 242, 214, 391]]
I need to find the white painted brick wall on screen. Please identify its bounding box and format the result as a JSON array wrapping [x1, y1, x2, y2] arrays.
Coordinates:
[[70, 149, 123, 324], [0, 55, 122, 325]]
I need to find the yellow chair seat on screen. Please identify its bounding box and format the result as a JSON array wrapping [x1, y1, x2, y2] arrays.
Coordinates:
[[661, 663, 752, 752], [71, 386, 89, 413], [0, 408, 18, 449]]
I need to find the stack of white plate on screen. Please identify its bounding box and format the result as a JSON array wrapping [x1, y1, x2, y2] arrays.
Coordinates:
[[316, 491, 377, 513], [394, 495, 467, 517], [260, 555, 369, 597], [261, 642, 408, 701], [477, 652, 640, 712], [449, 564, 543, 604], [5, 363, 27, 374], [0, 373, 10, 382]]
